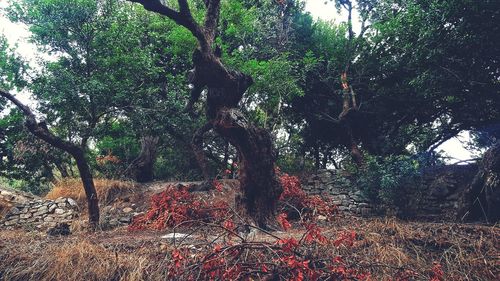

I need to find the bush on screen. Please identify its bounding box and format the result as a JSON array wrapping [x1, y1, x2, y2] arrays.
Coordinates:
[[356, 154, 423, 211]]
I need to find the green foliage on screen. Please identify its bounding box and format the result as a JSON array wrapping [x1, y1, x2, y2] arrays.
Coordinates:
[[355, 154, 425, 207], [0, 36, 26, 92], [1, 0, 498, 196], [0, 110, 65, 195]]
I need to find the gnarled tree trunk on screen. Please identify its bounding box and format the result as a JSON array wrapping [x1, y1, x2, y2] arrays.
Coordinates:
[[126, 135, 159, 182], [131, 0, 283, 228], [458, 142, 500, 223]]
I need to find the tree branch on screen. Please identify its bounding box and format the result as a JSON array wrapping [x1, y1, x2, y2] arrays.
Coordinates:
[[0, 88, 79, 154], [203, 0, 221, 44], [130, 0, 209, 51]]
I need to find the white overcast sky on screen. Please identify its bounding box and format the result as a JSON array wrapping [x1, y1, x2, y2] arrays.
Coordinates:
[[0, 0, 478, 162]]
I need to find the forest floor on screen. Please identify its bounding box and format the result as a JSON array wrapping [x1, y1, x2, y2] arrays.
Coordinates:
[[0, 180, 498, 281]]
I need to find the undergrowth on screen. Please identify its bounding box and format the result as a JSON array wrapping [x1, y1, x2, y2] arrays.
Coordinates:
[[0, 174, 497, 280]]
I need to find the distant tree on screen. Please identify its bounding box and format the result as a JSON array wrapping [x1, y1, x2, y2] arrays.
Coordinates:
[[0, 110, 73, 194], [3, 0, 196, 227], [295, 0, 500, 167]]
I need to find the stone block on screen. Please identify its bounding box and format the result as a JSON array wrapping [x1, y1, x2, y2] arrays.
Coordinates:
[[33, 210, 48, 217], [20, 213, 32, 219], [8, 207, 21, 215], [48, 204, 57, 213], [57, 202, 68, 208], [4, 219, 19, 226], [67, 198, 78, 208], [44, 216, 55, 222]]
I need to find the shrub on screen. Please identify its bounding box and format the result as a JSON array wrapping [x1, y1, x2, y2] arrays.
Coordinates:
[[356, 154, 423, 212], [128, 184, 230, 230]]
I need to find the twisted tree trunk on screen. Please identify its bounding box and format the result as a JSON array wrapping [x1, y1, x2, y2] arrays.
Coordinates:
[[131, 0, 283, 228], [192, 50, 282, 228], [126, 135, 159, 182]]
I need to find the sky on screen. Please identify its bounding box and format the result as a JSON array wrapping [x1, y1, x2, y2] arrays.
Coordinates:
[[0, 0, 478, 162]]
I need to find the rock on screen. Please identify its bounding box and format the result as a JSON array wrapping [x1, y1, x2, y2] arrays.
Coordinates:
[[317, 215, 327, 221], [108, 218, 120, 227], [20, 213, 32, 219], [8, 207, 21, 215], [67, 198, 78, 208], [430, 185, 449, 199], [48, 204, 57, 213], [4, 219, 19, 226], [54, 208, 65, 215], [44, 216, 55, 222], [118, 217, 131, 224], [33, 210, 48, 217], [55, 197, 66, 204], [122, 207, 133, 213], [47, 223, 71, 236], [161, 233, 190, 242], [57, 202, 68, 208]]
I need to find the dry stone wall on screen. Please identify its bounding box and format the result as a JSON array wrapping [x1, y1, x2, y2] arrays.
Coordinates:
[[302, 165, 477, 221], [414, 164, 477, 220], [302, 170, 376, 216], [0, 186, 79, 230]]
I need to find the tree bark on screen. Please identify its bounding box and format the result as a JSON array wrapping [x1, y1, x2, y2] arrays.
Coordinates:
[[191, 122, 213, 180], [126, 135, 159, 182], [0, 89, 100, 229], [73, 149, 100, 225], [458, 142, 500, 223], [130, 0, 283, 228], [339, 76, 364, 167], [214, 109, 282, 228], [55, 162, 70, 178], [314, 142, 320, 170]]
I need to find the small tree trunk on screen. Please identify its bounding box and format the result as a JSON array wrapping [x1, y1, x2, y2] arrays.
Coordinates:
[[72, 149, 100, 228], [55, 162, 70, 178], [126, 135, 159, 182], [322, 149, 329, 169], [0, 89, 100, 230], [314, 142, 320, 170], [222, 142, 230, 178], [458, 142, 500, 223], [191, 123, 213, 180], [350, 138, 364, 167]]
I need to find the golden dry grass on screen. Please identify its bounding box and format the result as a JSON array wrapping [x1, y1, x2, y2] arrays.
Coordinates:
[[0, 230, 164, 281], [0, 216, 498, 281], [45, 178, 137, 207]]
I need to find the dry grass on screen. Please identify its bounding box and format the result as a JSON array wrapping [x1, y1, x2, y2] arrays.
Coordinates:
[[0, 230, 164, 281], [0, 216, 498, 280], [45, 178, 137, 207], [324, 217, 500, 280], [0, 198, 13, 219]]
